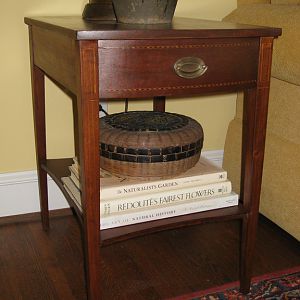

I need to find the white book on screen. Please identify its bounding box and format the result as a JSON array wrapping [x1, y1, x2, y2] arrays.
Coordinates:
[[100, 192, 239, 230], [63, 182, 82, 212], [61, 176, 232, 216], [62, 178, 238, 230], [69, 156, 227, 200]]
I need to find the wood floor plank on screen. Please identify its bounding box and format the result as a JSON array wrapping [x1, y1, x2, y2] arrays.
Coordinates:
[[0, 214, 299, 300]]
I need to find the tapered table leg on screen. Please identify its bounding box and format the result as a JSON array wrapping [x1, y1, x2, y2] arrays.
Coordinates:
[[76, 40, 101, 300], [153, 96, 166, 112], [239, 37, 274, 293], [29, 26, 49, 231]]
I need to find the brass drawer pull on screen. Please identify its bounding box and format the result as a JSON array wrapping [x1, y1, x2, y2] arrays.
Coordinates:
[[174, 57, 208, 79]]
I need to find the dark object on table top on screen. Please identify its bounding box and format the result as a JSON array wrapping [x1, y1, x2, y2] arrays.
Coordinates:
[[82, 0, 116, 21], [112, 0, 178, 24]]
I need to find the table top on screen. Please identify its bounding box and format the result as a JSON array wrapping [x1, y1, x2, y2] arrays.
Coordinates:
[[24, 16, 281, 40]]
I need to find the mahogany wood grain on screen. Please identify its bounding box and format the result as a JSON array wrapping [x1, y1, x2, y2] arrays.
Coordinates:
[[29, 26, 49, 231], [25, 16, 281, 299], [0, 208, 73, 226], [98, 38, 259, 98], [239, 37, 275, 293], [42, 158, 246, 244], [24, 16, 281, 40], [31, 26, 77, 94], [100, 206, 246, 245], [0, 214, 299, 300], [153, 96, 166, 112], [75, 40, 101, 300], [71, 95, 80, 158], [41, 159, 84, 225]]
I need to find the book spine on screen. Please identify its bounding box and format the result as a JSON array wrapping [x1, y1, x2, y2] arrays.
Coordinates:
[[69, 165, 79, 179], [68, 159, 227, 201], [63, 183, 83, 212], [100, 193, 239, 230], [69, 172, 81, 190], [100, 171, 227, 200], [102, 181, 232, 216], [63, 176, 232, 217]]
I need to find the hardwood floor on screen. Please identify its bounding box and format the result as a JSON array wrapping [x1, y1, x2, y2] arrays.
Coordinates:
[[0, 210, 299, 300]]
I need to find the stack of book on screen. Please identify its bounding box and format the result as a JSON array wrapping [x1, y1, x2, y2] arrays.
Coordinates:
[[62, 157, 238, 230]]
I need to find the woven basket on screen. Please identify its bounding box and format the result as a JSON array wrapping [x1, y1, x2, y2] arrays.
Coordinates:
[[100, 111, 204, 179]]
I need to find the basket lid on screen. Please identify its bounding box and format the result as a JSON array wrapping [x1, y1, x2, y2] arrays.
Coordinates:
[[103, 111, 189, 132]]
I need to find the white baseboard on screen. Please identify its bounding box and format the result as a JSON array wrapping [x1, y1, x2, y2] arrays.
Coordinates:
[[0, 172, 69, 218], [201, 150, 224, 167], [0, 150, 224, 218]]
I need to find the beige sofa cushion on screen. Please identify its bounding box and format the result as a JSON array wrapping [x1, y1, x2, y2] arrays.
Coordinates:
[[223, 118, 300, 241], [238, 0, 270, 4], [224, 4, 300, 86], [235, 78, 300, 145], [271, 0, 300, 4], [224, 77, 300, 241]]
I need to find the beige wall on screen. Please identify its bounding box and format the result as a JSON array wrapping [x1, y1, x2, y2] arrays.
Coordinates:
[[0, 0, 237, 173]]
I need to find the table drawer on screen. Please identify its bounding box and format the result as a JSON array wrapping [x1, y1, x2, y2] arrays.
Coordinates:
[[98, 38, 259, 98]]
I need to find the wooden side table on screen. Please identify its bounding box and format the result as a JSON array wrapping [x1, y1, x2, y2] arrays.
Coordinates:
[[25, 16, 281, 300]]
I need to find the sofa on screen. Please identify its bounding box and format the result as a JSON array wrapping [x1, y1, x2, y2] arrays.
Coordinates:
[[223, 0, 300, 240]]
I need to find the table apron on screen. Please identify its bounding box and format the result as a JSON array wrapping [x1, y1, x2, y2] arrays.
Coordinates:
[[98, 38, 260, 98]]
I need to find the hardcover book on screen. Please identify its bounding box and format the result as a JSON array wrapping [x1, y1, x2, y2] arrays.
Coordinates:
[[62, 177, 238, 229], [62, 176, 232, 216], [100, 192, 239, 230], [69, 156, 227, 200]]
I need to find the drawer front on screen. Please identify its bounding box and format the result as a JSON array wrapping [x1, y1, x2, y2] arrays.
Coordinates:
[[98, 38, 259, 98]]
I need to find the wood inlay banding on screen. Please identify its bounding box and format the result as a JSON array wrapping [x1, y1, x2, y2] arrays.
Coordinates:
[[100, 42, 255, 50], [105, 80, 257, 93]]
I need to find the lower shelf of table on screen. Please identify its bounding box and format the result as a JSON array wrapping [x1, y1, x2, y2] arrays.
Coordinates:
[[42, 158, 248, 243]]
